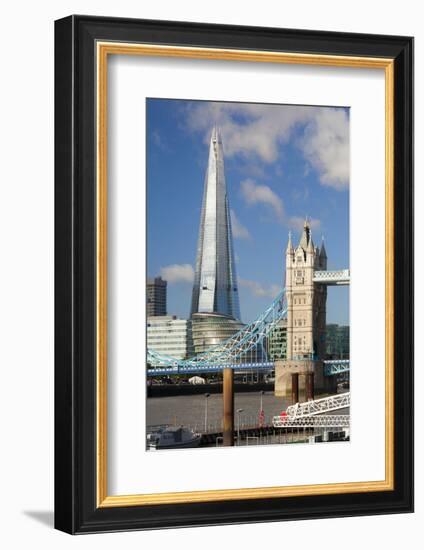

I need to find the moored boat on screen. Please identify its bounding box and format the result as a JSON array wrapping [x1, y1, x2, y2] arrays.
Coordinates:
[[147, 425, 202, 450]]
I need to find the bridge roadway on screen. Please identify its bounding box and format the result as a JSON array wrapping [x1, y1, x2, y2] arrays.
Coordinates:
[[147, 359, 350, 376]]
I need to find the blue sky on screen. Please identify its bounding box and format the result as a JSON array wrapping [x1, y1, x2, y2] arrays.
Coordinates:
[[147, 99, 349, 324]]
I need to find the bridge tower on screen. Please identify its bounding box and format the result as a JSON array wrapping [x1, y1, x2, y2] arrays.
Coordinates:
[[275, 220, 328, 399], [286, 220, 327, 362]]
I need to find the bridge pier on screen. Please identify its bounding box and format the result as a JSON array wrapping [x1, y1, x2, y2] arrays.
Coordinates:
[[306, 372, 314, 401], [291, 373, 299, 404], [275, 360, 326, 400], [223, 368, 234, 446], [326, 376, 338, 394]]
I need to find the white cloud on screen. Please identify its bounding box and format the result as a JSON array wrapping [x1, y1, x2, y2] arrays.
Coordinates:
[[183, 102, 349, 189], [230, 209, 250, 240], [240, 179, 322, 232], [240, 179, 284, 222], [238, 278, 281, 299], [160, 264, 194, 284], [185, 102, 310, 163], [299, 108, 349, 189]]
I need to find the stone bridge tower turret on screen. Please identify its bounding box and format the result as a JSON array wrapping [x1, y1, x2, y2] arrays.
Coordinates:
[[275, 220, 328, 400]]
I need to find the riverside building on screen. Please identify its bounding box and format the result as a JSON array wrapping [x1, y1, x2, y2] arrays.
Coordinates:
[[147, 316, 193, 362], [147, 276, 167, 317], [326, 324, 350, 359], [267, 318, 288, 361]]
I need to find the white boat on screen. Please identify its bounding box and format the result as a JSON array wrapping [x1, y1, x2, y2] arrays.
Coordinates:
[[147, 426, 202, 450]]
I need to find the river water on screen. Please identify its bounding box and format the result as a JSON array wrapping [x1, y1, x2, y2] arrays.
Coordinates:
[[146, 391, 291, 433]]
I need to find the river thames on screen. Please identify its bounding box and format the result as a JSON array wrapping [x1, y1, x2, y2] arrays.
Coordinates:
[[147, 391, 292, 433], [146, 389, 350, 449]]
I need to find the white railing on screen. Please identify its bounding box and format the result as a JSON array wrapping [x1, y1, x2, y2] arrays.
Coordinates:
[[273, 415, 350, 428], [285, 392, 350, 418]]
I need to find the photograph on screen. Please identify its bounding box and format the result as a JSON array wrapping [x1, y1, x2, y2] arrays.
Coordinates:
[[146, 98, 350, 451]]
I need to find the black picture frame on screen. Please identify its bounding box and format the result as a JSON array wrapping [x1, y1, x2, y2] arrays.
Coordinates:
[[55, 15, 414, 534]]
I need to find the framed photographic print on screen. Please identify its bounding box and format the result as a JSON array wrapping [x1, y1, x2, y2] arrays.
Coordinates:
[[54, 15, 414, 533]]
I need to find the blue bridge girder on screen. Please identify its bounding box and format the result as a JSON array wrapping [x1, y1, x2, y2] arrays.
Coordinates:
[[147, 361, 275, 377], [323, 359, 350, 376], [148, 289, 288, 369]]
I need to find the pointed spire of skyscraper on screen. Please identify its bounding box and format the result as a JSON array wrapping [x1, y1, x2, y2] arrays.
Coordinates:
[[190, 126, 241, 320], [211, 124, 218, 143]]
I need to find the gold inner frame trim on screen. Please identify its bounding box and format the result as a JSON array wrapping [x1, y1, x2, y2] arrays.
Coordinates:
[[96, 41, 395, 508]]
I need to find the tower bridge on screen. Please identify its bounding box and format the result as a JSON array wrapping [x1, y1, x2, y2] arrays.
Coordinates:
[[148, 221, 350, 381]]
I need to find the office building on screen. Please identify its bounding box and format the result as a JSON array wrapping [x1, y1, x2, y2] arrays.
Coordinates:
[[267, 318, 287, 361], [147, 316, 193, 362], [147, 276, 167, 317], [326, 324, 350, 359]]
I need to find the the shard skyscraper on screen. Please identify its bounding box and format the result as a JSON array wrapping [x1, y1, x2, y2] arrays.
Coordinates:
[[190, 126, 241, 321]]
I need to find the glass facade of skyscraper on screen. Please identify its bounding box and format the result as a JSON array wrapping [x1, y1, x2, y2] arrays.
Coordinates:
[[190, 127, 240, 321]]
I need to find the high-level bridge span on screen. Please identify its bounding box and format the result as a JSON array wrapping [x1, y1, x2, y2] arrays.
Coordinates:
[[313, 269, 350, 286]]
